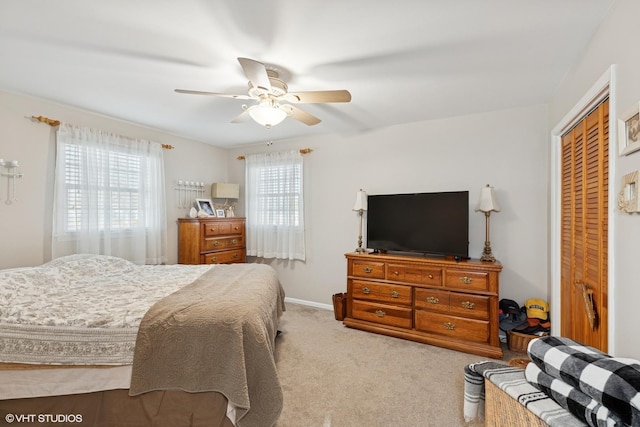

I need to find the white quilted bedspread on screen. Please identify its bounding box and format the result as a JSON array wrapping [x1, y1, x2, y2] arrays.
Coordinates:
[[0, 254, 213, 364]]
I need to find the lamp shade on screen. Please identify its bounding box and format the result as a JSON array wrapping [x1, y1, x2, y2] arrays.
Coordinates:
[[211, 183, 240, 199], [248, 101, 287, 127], [353, 189, 368, 211], [475, 184, 500, 213]]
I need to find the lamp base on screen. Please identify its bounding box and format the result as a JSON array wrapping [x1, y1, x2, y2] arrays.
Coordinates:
[[480, 242, 496, 262], [480, 254, 496, 262]]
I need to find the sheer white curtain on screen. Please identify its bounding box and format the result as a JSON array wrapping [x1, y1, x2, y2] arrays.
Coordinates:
[[52, 123, 167, 264], [245, 150, 306, 261]]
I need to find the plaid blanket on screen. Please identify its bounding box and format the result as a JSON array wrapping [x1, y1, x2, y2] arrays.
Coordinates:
[[528, 336, 640, 426], [463, 361, 585, 426], [526, 362, 625, 426]]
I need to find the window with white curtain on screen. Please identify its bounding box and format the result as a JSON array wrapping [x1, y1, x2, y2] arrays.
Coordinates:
[[245, 150, 306, 261], [52, 123, 167, 265]]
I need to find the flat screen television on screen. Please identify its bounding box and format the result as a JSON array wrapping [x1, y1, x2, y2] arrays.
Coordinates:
[[366, 191, 469, 259]]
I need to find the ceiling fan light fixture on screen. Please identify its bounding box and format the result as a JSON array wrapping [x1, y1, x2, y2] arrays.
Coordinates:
[[248, 100, 288, 128]]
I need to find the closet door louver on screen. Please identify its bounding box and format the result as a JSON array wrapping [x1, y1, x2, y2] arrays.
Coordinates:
[[560, 99, 608, 352]]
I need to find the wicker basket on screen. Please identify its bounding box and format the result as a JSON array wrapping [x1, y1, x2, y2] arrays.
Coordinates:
[[332, 293, 346, 321], [485, 379, 547, 426], [507, 330, 538, 353]]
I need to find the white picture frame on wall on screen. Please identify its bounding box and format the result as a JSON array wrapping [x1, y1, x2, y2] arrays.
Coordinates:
[[618, 103, 640, 156], [617, 170, 640, 213]]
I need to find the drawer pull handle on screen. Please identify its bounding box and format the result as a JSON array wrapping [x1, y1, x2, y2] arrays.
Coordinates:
[[231, 239, 238, 244], [459, 276, 473, 284], [426, 296, 440, 304], [361, 287, 371, 294], [393, 271, 400, 276], [213, 241, 220, 247], [232, 253, 239, 259], [375, 310, 386, 318], [363, 267, 373, 273], [209, 257, 217, 263], [444, 322, 456, 330], [390, 291, 400, 298], [428, 274, 434, 279], [461, 301, 475, 309]]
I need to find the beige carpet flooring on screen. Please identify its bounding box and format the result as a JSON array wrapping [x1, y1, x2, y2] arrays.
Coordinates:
[[274, 303, 519, 427]]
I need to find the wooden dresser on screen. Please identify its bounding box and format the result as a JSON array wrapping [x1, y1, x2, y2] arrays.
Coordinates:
[[178, 217, 246, 264], [344, 252, 503, 358]]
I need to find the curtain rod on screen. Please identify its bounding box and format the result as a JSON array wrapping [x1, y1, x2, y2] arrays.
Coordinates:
[[237, 148, 312, 160], [27, 115, 175, 150]]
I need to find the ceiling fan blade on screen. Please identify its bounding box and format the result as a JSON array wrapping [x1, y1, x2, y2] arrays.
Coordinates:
[[230, 110, 252, 123], [281, 104, 321, 126], [283, 90, 351, 104], [175, 89, 251, 99], [237, 57, 272, 93]]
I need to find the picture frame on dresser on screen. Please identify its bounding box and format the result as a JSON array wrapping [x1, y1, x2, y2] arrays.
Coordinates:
[[195, 198, 215, 216], [216, 209, 226, 218]]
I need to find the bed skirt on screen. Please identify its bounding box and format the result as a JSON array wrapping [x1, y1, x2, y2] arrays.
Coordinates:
[[0, 389, 234, 427]]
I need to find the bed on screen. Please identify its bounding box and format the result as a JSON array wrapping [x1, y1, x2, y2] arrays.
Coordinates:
[[0, 254, 286, 427]]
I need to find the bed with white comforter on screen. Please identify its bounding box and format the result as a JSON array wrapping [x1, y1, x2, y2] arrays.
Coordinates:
[[0, 254, 286, 427]]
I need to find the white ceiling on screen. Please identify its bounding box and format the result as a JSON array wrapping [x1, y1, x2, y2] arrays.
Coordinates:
[[0, 1, 614, 148]]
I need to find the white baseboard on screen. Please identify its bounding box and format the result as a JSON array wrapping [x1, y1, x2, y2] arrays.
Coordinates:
[[284, 297, 333, 311]]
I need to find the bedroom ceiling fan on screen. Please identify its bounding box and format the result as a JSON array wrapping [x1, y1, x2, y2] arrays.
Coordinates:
[[175, 57, 351, 128]]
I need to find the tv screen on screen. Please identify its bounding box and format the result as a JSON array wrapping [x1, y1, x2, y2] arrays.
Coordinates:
[[366, 191, 469, 258]]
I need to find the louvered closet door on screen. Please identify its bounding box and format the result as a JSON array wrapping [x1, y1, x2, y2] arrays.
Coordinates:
[[560, 99, 608, 352]]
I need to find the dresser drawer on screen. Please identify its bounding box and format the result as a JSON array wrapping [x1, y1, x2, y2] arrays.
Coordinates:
[[449, 293, 489, 319], [202, 249, 245, 264], [202, 236, 245, 252], [414, 311, 489, 343], [352, 280, 412, 305], [387, 264, 422, 283], [414, 288, 450, 313], [352, 300, 412, 329], [421, 267, 443, 286], [351, 260, 385, 279], [386, 264, 442, 286], [444, 270, 489, 291], [203, 220, 244, 237]]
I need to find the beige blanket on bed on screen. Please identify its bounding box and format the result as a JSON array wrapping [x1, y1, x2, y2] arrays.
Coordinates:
[[129, 264, 285, 427]]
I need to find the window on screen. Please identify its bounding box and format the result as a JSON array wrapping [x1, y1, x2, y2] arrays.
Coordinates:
[[53, 124, 167, 264], [62, 144, 144, 232], [245, 150, 305, 260]]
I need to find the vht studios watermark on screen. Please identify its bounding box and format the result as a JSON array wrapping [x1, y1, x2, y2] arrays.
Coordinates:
[[4, 413, 83, 424]]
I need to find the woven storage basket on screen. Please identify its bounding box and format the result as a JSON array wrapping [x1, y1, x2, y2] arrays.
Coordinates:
[[332, 293, 346, 321], [485, 379, 547, 426], [506, 330, 538, 353]]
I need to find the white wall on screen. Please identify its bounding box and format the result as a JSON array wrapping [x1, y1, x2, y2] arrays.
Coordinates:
[[548, 0, 640, 358], [0, 89, 228, 269], [0, 89, 551, 321], [228, 104, 550, 308]]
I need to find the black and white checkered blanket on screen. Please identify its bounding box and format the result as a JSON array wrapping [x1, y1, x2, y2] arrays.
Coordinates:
[[527, 336, 640, 427], [526, 362, 625, 426], [463, 361, 585, 426]]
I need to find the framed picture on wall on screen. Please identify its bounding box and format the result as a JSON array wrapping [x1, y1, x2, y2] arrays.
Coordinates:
[[617, 170, 640, 213], [618, 103, 640, 156], [195, 198, 215, 216]]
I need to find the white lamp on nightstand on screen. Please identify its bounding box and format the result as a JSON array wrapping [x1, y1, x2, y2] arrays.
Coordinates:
[[475, 184, 500, 262], [353, 189, 368, 253], [211, 183, 240, 217]]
